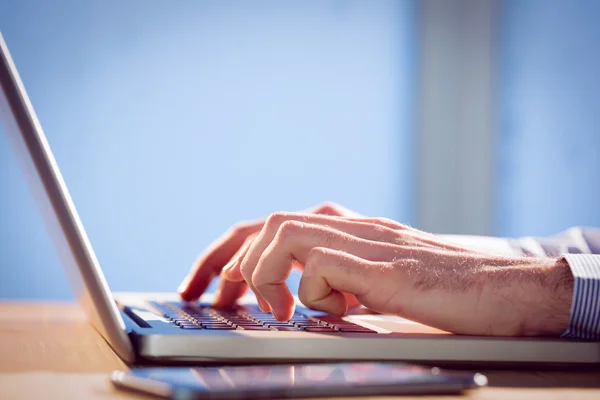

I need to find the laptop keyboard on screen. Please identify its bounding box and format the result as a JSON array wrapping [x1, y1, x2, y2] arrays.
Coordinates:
[[151, 301, 376, 333]]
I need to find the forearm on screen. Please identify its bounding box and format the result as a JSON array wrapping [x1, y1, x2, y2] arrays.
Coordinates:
[[478, 256, 573, 336], [441, 228, 599, 338]]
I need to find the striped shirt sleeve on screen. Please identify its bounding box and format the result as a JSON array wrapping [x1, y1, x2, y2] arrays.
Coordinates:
[[561, 254, 600, 340]]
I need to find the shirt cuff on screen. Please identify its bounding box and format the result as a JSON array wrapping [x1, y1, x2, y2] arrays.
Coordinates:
[[561, 254, 600, 340]]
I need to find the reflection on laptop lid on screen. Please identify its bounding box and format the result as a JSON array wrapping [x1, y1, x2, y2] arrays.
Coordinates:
[[0, 32, 135, 362]]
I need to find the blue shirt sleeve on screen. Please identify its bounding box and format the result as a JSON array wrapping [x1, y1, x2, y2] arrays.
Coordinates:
[[561, 254, 600, 340]]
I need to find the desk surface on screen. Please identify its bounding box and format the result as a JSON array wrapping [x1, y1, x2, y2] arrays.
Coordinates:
[[0, 302, 599, 400]]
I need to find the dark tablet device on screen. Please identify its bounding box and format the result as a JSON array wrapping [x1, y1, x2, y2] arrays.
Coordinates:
[[111, 362, 487, 399]]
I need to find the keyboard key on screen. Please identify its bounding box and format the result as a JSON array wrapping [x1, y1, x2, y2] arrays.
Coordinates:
[[178, 322, 200, 328], [236, 321, 263, 326], [153, 301, 378, 335], [294, 322, 322, 328], [188, 313, 213, 318], [203, 326, 238, 330], [339, 327, 376, 333], [217, 312, 241, 318], [306, 327, 336, 333], [313, 316, 347, 325], [239, 326, 273, 331], [180, 325, 204, 330], [274, 327, 304, 331], [247, 313, 273, 318], [288, 318, 308, 323]]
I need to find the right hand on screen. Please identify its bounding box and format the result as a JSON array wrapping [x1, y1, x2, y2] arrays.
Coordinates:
[[178, 202, 361, 310]]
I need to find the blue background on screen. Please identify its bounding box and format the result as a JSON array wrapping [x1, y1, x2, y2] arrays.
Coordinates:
[[1, 0, 599, 300], [496, 0, 600, 237], [0, 1, 414, 299]]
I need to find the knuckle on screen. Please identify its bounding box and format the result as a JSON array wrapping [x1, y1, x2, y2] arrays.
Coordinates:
[[250, 271, 264, 288], [306, 247, 328, 268], [297, 284, 314, 307], [239, 261, 253, 280], [393, 231, 418, 246], [297, 290, 309, 306], [395, 222, 412, 230], [305, 247, 335, 276], [250, 269, 270, 289], [276, 220, 304, 239], [321, 231, 336, 249], [372, 217, 394, 226], [368, 217, 408, 230], [265, 211, 292, 228], [315, 201, 341, 215], [366, 223, 388, 240]]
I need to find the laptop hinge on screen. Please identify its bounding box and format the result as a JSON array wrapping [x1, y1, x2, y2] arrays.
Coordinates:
[[120, 307, 151, 329]]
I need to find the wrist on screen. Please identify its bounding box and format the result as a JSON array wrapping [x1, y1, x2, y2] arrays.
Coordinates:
[[482, 256, 574, 336], [521, 257, 574, 336]]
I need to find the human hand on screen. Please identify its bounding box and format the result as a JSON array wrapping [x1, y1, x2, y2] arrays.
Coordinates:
[[212, 212, 574, 336], [178, 202, 362, 310]]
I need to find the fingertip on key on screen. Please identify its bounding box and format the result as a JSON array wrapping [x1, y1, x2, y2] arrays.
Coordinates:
[[178, 289, 197, 302], [273, 305, 294, 322], [257, 297, 271, 312], [177, 275, 191, 294]]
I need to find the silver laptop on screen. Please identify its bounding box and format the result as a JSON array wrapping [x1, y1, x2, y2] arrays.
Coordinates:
[[1, 32, 598, 366]]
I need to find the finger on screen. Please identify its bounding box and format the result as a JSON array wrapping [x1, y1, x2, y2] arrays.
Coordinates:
[[216, 208, 366, 287], [343, 292, 362, 309], [345, 217, 470, 251], [212, 235, 256, 309], [178, 220, 263, 301], [230, 239, 272, 313], [221, 236, 253, 281], [249, 221, 403, 320], [308, 202, 362, 217], [211, 279, 249, 310], [298, 247, 381, 315], [180, 202, 357, 303], [223, 214, 370, 310], [234, 211, 403, 281], [344, 217, 410, 231], [278, 205, 364, 309], [220, 235, 271, 312]]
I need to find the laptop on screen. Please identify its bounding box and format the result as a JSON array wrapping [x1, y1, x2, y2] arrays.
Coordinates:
[[1, 32, 599, 366]]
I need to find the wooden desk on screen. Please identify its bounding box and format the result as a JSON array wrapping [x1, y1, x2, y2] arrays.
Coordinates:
[[0, 302, 599, 399]]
